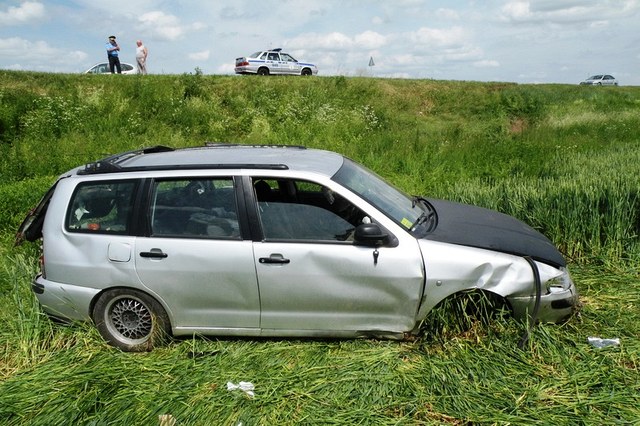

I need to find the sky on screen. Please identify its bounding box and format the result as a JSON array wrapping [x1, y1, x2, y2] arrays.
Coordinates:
[[1, 0, 639, 85]]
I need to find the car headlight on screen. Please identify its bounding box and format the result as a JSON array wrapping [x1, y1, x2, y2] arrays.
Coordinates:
[[544, 267, 573, 293]]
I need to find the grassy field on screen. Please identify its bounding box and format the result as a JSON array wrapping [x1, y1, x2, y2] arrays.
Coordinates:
[[0, 71, 638, 424]]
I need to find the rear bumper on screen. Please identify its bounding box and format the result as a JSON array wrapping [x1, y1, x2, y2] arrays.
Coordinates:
[[31, 274, 100, 321], [234, 67, 256, 74]]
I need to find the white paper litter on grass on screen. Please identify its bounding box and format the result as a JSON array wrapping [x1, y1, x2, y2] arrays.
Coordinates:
[[587, 337, 620, 348], [227, 381, 255, 398]]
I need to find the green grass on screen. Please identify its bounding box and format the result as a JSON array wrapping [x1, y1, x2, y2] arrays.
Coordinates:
[[0, 71, 639, 424], [1, 265, 638, 425]]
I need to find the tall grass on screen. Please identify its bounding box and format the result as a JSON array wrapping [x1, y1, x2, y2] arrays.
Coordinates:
[[0, 71, 639, 424], [1, 72, 639, 264]]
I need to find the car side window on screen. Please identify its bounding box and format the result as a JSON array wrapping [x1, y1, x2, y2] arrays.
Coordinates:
[[66, 180, 137, 234], [267, 52, 279, 61], [253, 178, 369, 242], [150, 178, 240, 239]]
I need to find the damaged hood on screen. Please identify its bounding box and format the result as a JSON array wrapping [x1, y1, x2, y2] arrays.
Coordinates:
[[422, 198, 566, 268]]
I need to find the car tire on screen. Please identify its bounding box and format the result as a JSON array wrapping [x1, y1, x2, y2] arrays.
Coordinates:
[[257, 67, 269, 76], [93, 288, 171, 352], [301, 68, 312, 76]]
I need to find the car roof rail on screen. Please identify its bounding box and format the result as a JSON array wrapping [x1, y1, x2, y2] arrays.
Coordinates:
[[204, 142, 306, 150], [78, 144, 295, 175], [79, 145, 174, 175]]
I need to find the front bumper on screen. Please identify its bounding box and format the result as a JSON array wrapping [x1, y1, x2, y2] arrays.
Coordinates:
[[31, 274, 99, 321], [508, 284, 578, 323]]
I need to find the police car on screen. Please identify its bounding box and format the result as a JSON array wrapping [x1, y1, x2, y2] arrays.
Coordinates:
[[235, 48, 318, 76]]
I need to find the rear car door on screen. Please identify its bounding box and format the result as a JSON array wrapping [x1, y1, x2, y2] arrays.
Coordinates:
[[135, 177, 260, 330], [248, 177, 425, 334]]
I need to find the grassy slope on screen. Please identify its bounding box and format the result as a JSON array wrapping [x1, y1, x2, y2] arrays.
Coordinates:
[[0, 71, 638, 424]]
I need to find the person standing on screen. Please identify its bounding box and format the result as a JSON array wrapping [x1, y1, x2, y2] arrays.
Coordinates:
[[106, 35, 121, 74], [135, 40, 148, 74]]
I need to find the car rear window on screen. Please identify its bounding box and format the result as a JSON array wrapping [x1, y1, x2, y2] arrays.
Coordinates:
[[66, 180, 137, 234]]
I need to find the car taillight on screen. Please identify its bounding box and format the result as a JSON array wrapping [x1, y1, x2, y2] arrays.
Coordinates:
[[239, 61, 249, 66]]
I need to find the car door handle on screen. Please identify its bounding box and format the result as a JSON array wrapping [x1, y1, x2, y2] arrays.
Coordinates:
[[259, 254, 290, 264], [140, 249, 168, 259]]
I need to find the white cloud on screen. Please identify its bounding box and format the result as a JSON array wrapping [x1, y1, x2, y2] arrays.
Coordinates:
[[409, 26, 466, 48], [390, 53, 421, 66], [188, 50, 210, 61], [0, 1, 45, 26], [474, 59, 500, 68], [137, 11, 183, 40], [435, 8, 459, 20], [0, 37, 87, 68], [501, 1, 531, 20], [500, 0, 640, 23], [136, 11, 205, 41], [287, 32, 352, 51], [354, 31, 387, 50]]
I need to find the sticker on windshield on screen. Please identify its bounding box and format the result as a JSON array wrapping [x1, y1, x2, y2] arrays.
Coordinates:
[[401, 218, 412, 228]]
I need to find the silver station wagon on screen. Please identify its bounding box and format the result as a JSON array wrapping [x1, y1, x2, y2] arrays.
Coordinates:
[[17, 144, 577, 351], [235, 48, 318, 76]]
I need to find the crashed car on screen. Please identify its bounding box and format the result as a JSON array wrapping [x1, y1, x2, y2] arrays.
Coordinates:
[[16, 144, 577, 351], [235, 48, 318, 76]]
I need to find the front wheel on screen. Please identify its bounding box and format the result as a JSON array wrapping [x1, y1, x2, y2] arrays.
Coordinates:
[[93, 288, 171, 352], [301, 68, 312, 76]]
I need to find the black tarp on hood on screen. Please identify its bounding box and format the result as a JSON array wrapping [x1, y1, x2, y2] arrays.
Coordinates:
[[423, 198, 566, 268]]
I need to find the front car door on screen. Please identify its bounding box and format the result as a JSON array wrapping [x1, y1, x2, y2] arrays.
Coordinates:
[[280, 53, 301, 75], [135, 176, 260, 331], [248, 176, 425, 335]]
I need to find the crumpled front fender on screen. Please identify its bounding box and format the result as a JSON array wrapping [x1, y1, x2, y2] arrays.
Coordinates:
[[415, 239, 572, 322]]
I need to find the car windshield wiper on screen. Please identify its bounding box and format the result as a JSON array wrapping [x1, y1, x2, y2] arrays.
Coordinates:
[[410, 196, 438, 233]]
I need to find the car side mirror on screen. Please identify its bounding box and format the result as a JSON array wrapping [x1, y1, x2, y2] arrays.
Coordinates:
[[354, 223, 388, 246]]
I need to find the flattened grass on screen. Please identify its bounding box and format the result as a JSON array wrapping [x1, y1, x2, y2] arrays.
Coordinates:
[[1, 261, 638, 424]]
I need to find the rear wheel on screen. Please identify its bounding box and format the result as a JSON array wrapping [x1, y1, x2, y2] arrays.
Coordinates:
[[93, 288, 170, 352], [257, 67, 269, 76]]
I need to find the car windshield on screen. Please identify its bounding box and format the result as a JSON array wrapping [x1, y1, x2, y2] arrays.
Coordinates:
[[332, 158, 427, 233], [589, 75, 602, 80]]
